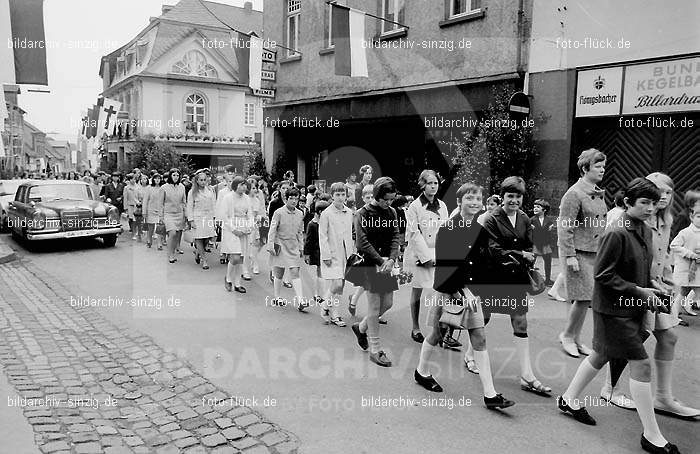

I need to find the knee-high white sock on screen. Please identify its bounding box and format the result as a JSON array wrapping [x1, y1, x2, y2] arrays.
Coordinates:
[[604, 364, 614, 392], [629, 378, 666, 446], [474, 350, 497, 398], [654, 359, 674, 401], [416, 341, 436, 377], [514, 336, 535, 382], [273, 277, 282, 299], [291, 278, 304, 302], [563, 357, 600, 410], [226, 262, 234, 284], [368, 336, 380, 355], [233, 264, 241, 287]]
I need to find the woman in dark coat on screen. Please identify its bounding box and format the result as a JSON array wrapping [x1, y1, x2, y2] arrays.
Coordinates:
[[483, 176, 552, 397], [350, 177, 401, 367]]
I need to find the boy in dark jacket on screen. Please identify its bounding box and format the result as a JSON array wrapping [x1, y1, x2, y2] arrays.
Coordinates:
[[558, 178, 678, 454]]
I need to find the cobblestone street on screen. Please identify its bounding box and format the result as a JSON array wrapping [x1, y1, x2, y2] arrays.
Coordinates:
[[0, 260, 299, 454]]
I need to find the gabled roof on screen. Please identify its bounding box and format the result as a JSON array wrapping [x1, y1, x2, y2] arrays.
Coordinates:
[[160, 0, 262, 33], [150, 22, 197, 62]]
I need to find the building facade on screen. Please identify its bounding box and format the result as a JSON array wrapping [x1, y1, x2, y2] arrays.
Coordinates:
[[528, 0, 699, 213], [1, 85, 28, 177], [99, 0, 264, 173], [262, 0, 533, 200]]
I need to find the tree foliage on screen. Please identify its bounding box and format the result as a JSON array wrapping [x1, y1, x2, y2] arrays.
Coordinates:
[[452, 84, 543, 210], [243, 144, 269, 180], [127, 135, 192, 175]]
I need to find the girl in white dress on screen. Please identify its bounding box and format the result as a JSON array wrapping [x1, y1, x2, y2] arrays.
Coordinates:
[[186, 169, 216, 270], [222, 177, 254, 293]]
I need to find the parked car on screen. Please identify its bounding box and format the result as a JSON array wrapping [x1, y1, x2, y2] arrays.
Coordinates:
[[6, 180, 122, 246], [0, 179, 29, 232]]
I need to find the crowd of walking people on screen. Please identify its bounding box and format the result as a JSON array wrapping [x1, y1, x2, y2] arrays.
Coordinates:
[[96, 150, 698, 454]]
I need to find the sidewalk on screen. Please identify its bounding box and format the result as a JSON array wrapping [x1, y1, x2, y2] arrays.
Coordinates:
[[0, 260, 300, 454]]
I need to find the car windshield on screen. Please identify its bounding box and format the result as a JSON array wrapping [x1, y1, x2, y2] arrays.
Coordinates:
[[0, 181, 21, 197], [28, 184, 92, 202]]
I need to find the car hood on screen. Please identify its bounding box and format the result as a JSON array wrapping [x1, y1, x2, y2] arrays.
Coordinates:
[[36, 199, 111, 215]]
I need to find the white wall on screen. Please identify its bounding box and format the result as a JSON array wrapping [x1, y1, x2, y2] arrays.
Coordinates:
[[529, 0, 700, 72]]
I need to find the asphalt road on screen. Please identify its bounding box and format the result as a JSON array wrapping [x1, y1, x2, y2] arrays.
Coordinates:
[[3, 231, 699, 454]]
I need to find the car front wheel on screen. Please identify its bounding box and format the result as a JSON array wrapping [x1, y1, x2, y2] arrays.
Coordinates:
[[102, 234, 118, 247]]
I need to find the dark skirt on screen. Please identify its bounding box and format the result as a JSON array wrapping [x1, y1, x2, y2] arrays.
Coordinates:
[[362, 267, 399, 294], [592, 311, 649, 360], [480, 288, 530, 315]]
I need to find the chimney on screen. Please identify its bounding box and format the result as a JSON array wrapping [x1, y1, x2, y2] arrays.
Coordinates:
[[162, 4, 173, 15], [243, 2, 252, 11]]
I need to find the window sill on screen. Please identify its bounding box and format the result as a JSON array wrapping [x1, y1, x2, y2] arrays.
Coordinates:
[[378, 28, 408, 41], [279, 54, 302, 64], [439, 9, 485, 28], [319, 47, 335, 56]]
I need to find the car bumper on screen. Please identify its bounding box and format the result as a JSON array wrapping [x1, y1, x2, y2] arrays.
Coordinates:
[[25, 227, 123, 240]]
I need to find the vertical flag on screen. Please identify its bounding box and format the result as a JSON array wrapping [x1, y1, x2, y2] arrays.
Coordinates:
[[96, 98, 121, 138], [236, 32, 263, 90], [332, 4, 368, 77], [1, 0, 49, 85], [0, 88, 7, 157]]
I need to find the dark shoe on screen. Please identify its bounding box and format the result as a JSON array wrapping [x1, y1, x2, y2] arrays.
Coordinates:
[[411, 330, 425, 343], [283, 281, 293, 288], [369, 350, 392, 367], [220, 256, 227, 265], [147, 243, 152, 248], [414, 370, 442, 392], [545, 280, 555, 287], [177, 249, 184, 254], [352, 323, 368, 351], [378, 317, 388, 325], [169, 258, 176, 264], [234, 286, 246, 294], [241, 274, 252, 281], [641, 435, 680, 454], [441, 334, 462, 350], [485, 394, 515, 410], [194, 252, 200, 264], [348, 295, 356, 317], [224, 277, 232, 292], [557, 395, 596, 425]]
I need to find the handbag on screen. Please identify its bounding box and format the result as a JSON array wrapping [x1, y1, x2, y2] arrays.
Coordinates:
[[155, 222, 166, 236], [344, 253, 367, 286], [439, 289, 472, 330], [527, 266, 546, 295]]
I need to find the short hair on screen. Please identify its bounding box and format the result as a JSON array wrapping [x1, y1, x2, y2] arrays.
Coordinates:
[[373, 177, 396, 200], [315, 200, 330, 214], [486, 194, 502, 205], [417, 169, 439, 190], [362, 184, 374, 197], [165, 168, 180, 184], [359, 164, 372, 179], [456, 182, 483, 203], [624, 178, 660, 206], [534, 199, 550, 213], [329, 182, 346, 195], [307, 184, 317, 194], [224, 165, 236, 173], [577, 148, 606, 176], [500, 176, 526, 196], [231, 176, 246, 190], [392, 194, 409, 208], [246, 177, 257, 188], [286, 187, 300, 198], [613, 189, 626, 208], [683, 190, 700, 211], [284, 170, 295, 180]]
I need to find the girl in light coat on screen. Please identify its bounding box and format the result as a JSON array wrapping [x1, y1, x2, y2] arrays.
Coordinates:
[[403, 170, 448, 343], [319, 182, 356, 326]]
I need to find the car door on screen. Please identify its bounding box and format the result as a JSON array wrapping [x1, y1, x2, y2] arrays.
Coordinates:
[[7, 185, 26, 233]]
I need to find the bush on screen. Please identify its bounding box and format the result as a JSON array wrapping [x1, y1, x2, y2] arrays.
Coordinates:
[[243, 144, 269, 180], [451, 84, 544, 211], [128, 135, 192, 175]]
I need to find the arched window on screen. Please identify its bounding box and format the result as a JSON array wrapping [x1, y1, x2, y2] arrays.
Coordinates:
[[185, 94, 206, 124], [171, 50, 218, 78]]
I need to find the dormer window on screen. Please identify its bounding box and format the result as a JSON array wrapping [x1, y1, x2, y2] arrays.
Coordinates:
[[171, 50, 218, 78]]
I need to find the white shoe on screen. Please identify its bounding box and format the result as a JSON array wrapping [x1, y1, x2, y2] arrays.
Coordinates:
[[601, 386, 635, 410], [654, 397, 700, 419], [548, 291, 566, 302], [559, 333, 579, 357], [576, 343, 593, 356]]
